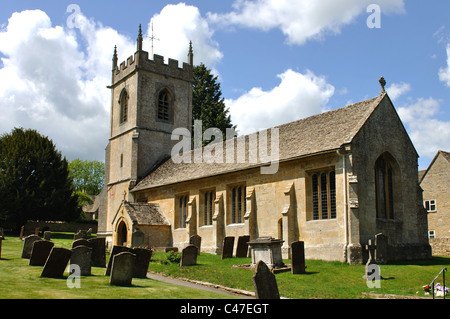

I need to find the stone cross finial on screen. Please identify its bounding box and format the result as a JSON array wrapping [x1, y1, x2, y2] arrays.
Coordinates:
[[379, 76, 386, 93]]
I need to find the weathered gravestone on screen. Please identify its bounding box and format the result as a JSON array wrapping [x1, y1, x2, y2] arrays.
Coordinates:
[[221, 236, 235, 259], [29, 240, 54, 266], [236, 235, 250, 258], [19, 226, 24, 240], [43, 231, 51, 241], [375, 233, 388, 265], [180, 245, 198, 266], [21, 235, 41, 259], [41, 247, 72, 278], [133, 248, 152, 278], [189, 235, 202, 255], [88, 237, 106, 268], [74, 230, 88, 240], [291, 241, 306, 274], [70, 245, 92, 276], [72, 239, 92, 249], [109, 252, 136, 286], [252, 260, 280, 299], [105, 245, 135, 276]]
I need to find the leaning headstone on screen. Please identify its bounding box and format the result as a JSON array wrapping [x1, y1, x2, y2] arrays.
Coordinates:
[[21, 235, 41, 259], [132, 247, 152, 278], [375, 233, 388, 265], [189, 235, 202, 255], [236, 235, 250, 258], [29, 240, 54, 266], [70, 245, 92, 276], [41, 247, 72, 278], [110, 252, 136, 286], [252, 260, 280, 299], [72, 239, 92, 249], [105, 245, 134, 276], [291, 241, 306, 274], [74, 230, 88, 240], [43, 231, 51, 241], [88, 237, 106, 268], [221, 236, 235, 259], [180, 245, 198, 266]]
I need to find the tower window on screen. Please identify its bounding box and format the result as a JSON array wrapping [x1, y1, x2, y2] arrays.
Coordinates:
[[157, 90, 170, 121], [119, 89, 128, 124]]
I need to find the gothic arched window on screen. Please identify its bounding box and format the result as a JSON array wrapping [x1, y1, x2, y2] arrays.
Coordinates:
[[157, 89, 171, 121], [119, 89, 128, 124], [375, 154, 395, 219]]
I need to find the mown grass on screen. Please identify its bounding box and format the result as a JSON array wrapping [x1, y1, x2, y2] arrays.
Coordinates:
[[1, 235, 448, 299], [0, 236, 235, 299]]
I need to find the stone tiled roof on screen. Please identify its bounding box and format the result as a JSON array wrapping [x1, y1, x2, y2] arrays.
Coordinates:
[[123, 202, 170, 225], [132, 93, 386, 191]]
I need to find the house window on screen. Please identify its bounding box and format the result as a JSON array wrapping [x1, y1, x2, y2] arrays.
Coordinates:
[[230, 184, 246, 224], [202, 190, 215, 226], [312, 170, 336, 220], [428, 230, 435, 239], [119, 89, 128, 124], [424, 200, 437, 212], [375, 155, 394, 219], [176, 194, 188, 229], [157, 89, 170, 121]]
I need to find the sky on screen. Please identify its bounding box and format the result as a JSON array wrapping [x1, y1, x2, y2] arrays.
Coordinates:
[[0, 1, 449, 170]]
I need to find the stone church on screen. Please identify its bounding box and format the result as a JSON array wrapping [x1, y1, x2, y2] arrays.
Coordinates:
[[98, 26, 431, 264]]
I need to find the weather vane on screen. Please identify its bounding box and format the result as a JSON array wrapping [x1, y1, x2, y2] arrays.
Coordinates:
[[148, 22, 160, 57]]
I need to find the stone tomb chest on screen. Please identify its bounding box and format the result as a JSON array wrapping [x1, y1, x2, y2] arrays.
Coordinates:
[[248, 237, 285, 269]]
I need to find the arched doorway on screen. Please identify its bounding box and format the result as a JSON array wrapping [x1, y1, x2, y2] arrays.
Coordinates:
[[116, 220, 128, 246]]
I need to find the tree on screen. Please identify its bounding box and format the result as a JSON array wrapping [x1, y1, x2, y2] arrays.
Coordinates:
[[69, 159, 104, 195], [193, 63, 236, 146], [0, 128, 79, 229]]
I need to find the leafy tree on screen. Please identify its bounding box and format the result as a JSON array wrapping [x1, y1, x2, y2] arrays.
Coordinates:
[[0, 128, 79, 229], [193, 63, 236, 146], [69, 159, 104, 195]]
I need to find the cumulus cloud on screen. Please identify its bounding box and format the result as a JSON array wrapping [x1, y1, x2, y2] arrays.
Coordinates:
[[397, 98, 450, 159], [226, 69, 335, 134], [208, 0, 405, 45], [146, 3, 223, 70], [439, 44, 450, 87], [386, 82, 411, 101]]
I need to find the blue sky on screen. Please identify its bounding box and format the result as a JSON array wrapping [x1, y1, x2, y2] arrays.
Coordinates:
[[0, 1, 449, 170]]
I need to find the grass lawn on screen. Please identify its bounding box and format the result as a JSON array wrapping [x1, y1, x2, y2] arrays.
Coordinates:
[[1, 235, 448, 299], [0, 235, 235, 299]]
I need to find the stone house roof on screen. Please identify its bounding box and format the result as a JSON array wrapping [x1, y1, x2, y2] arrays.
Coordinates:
[[132, 93, 387, 191], [419, 150, 450, 184], [123, 202, 170, 226]]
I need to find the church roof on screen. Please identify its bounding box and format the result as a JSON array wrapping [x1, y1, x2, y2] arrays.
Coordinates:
[[123, 202, 170, 225], [132, 93, 386, 191]]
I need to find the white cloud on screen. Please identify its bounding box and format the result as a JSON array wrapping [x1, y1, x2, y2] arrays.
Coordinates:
[[386, 82, 411, 101], [226, 69, 335, 134], [0, 9, 133, 161], [208, 0, 405, 45], [439, 43, 450, 87], [398, 97, 450, 159], [146, 3, 223, 70]]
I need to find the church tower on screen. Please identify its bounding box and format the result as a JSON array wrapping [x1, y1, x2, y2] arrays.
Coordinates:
[[99, 25, 193, 245]]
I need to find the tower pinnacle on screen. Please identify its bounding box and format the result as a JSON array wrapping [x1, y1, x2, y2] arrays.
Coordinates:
[[137, 24, 143, 51], [188, 41, 194, 66], [112, 45, 118, 70]]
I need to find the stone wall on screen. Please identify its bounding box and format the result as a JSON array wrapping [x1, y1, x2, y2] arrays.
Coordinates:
[[430, 238, 450, 256], [24, 221, 97, 235]]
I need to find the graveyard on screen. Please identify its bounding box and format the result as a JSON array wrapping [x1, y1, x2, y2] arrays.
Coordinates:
[[0, 232, 448, 299]]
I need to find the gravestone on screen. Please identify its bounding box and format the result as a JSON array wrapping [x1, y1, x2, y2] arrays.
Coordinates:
[[132, 247, 152, 278], [375, 233, 388, 265], [21, 235, 41, 259], [88, 237, 106, 268], [236, 235, 250, 258], [221, 237, 235, 259], [43, 231, 51, 241], [105, 245, 134, 276], [29, 240, 54, 266], [19, 226, 24, 240], [189, 235, 201, 255], [74, 230, 88, 240], [180, 245, 198, 266], [291, 241, 306, 274], [0, 227, 4, 239], [109, 252, 136, 286], [72, 239, 92, 249], [364, 239, 376, 279], [70, 245, 92, 276], [252, 260, 280, 299], [41, 247, 72, 278]]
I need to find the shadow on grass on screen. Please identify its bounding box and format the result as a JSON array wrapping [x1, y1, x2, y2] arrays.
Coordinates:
[[390, 256, 450, 266]]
